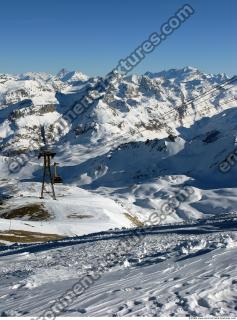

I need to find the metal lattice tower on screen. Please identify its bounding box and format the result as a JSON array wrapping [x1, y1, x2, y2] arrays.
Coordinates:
[[38, 126, 56, 200]]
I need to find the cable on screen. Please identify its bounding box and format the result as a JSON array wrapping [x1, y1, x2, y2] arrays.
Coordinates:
[[108, 95, 237, 147], [179, 75, 237, 106], [153, 81, 237, 122]]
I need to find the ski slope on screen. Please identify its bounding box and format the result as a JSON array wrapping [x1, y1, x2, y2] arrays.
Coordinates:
[[0, 181, 133, 239]]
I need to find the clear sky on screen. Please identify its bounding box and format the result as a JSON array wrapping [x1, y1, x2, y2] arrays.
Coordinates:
[[0, 0, 236, 76]]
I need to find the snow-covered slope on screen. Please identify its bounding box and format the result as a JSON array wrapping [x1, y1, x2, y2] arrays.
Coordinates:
[[0, 222, 237, 316]]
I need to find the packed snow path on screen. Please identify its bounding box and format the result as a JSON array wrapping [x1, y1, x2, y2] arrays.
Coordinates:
[[0, 221, 237, 317]]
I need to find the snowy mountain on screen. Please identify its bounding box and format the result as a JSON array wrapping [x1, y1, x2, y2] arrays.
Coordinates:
[[56, 68, 89, 83], [0, 66, 235, 154], [0, 66, 237, 317]]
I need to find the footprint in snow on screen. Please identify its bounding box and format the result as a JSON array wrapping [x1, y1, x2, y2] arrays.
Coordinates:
[[112, 304, 132, 316], [197, 297, 210, 309], [77, 308, 86, 314]]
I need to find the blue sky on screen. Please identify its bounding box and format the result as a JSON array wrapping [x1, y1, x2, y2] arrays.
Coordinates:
[[0, 0, 236, 76]]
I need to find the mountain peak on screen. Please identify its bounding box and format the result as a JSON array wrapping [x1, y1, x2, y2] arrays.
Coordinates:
[[57, 68, 70, 79], [56, 68, 88, 83], [144, 66, 200, 79]]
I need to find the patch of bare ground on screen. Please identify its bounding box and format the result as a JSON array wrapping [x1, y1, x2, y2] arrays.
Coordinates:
[[67, 213, 93, 219], [124, 212, 144, 227], [0, 203, 52, 221], [0, 230, 63, 243]]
